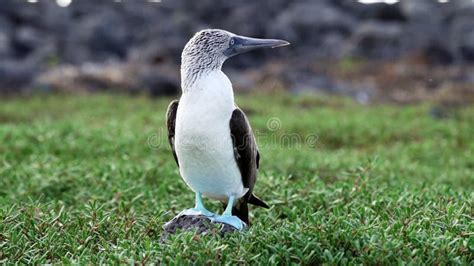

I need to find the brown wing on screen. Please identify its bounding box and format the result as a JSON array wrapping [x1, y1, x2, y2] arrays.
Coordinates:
[[166, 100, 179, 167], [230, 108, 268, 209]]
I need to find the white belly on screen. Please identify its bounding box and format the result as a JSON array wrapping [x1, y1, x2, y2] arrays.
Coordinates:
[[174, 71, 247, 200]]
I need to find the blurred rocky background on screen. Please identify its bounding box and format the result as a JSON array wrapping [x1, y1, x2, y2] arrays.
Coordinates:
[[0, 0, 473, 104]]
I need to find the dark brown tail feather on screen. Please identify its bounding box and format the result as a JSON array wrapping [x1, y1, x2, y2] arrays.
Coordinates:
[[248, 194, 269, 208]]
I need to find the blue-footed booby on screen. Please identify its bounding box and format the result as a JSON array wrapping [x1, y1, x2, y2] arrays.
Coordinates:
[[166, 29, 289, 230]]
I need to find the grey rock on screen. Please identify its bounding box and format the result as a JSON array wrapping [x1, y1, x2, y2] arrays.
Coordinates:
[[397, 0, 452, 63], [0, 33, 54, 93], [0, 0, 42, 25], [12, 26, 46, 58], [399, 0, 443, 23], [0, 60, 40, 93], [337, 1, 405, 22], [0, 16, 13, 36], [128, 35, 183, 66], [161, 215, 240, 241], [269, 2, 356, 51], [347, 21, 404, 59], [136, 65, 180, 97], [0, 32, 10, 59], [0, 0, 16, 16], [39, 0, 71, 34], [450, 15, 474, 62], [0, 0, 473, 95], [450, 0, 474, 11], [64, 9, 130, 63]]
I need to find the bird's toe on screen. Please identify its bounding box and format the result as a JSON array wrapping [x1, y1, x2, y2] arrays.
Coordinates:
[[211, 215, 246, 230], [179, 207, 215, 217]]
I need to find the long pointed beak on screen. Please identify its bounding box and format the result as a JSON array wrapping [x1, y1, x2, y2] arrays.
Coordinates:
[[224, 35, 290, 57]]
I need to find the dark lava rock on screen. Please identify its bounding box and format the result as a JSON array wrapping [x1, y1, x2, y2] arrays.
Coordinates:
[[0, 31, 10, 59], [399, 0, 443, 23], [12, 26, 46, 59], [161, 215, 241, 241], [347, 21, 404, 59], [269, 2, 356, 49], [0, 0, 473, 95], [337, 1, 405, 22], [0, 60, 40, 93], [64, 9, 130, 63], [450, 15, 474, 62]]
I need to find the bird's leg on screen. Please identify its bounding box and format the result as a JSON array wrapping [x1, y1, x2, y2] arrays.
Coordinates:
[[179, 192, 215, 217], [211, 195, 246, 230]]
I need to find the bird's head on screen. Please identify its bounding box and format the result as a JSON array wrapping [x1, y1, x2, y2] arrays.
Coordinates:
[[181, 29, 289, 87]]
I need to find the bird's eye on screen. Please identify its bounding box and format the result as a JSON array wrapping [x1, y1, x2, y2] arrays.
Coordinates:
[[230, 38, 235, 46]]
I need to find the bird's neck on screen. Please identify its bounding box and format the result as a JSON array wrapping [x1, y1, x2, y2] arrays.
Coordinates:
[[180, 70, 234, 105], [181, 55, 225, 91]]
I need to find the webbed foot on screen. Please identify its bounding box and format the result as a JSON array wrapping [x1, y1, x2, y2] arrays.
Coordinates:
[[179, 207, 215, 217], [211, 214, 246, 230]]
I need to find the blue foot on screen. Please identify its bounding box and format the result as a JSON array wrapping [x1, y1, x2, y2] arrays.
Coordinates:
[[179, 207, 215, 217], [211, 215, 246, 230]]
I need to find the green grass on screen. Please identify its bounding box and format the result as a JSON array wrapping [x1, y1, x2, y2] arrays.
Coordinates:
[[0, 93, 473, 264]]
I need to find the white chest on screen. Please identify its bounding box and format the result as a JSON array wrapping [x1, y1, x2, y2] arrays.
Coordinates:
[[174, 71, 246, 200]]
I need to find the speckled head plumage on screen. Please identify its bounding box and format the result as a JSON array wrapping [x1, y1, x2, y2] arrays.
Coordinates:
[[181, 29, 233, 87], [181, 29, 290, 89]]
